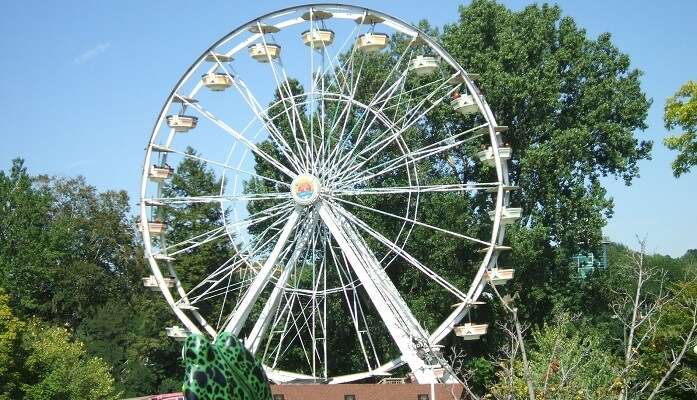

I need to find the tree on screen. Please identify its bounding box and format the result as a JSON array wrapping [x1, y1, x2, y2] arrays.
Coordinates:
[[440, 0, 652, 325], [0, 289, 119, 400], [0, 159, 138, 326], [0, 159, 180, 396], [664, 80, 697, 177], [609, 241, 697, 400], [21, 321, 120, 400], [0, 289, 24, 400]]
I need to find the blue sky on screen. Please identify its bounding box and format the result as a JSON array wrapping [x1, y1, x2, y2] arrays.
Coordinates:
[[1, 0, 695, 256]]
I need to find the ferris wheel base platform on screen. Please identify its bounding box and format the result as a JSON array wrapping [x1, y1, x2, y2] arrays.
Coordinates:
[[271, 383, 466, 400]]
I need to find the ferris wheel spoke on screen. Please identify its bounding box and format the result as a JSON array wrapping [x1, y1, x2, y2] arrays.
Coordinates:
[[336, 123, 488, 187], [243, 77, 312, 170], [380, 79, 444, 113], [176, 95, 296, 178], [147, 192, 291, 205], [191, 276, 257, 306], [392, 77, 453, 131], [331, 182, 499, 197], [325, 39, 416, 172], [163, 135, 291, 188], [329, 75, 407, 175], [337, 78, 454, 176], [319, 49, 369, 170], [239, 75, 313, 171], [330, 201, 469, 300], [319, 64, 365, 174], [354, 76, 452, 164], [256, 27, 315, 168], [246, 211, 320, 353], [222, 209, 301, 335], [327, 239, 379, 370], [181, 203, 293, 282], [159, 201, 292, 258], [261, 291, 295, 366], [325, 19, 362, 97], [206, 54, 306, 172], [269, 292, 304, 369], [268, 293, 300, 368], [163, 227, 229, 258], [328, 194, 491, 248], [178, 208, 295, 304], [276, 293, 315, 366], [196, 231, 296, 311]]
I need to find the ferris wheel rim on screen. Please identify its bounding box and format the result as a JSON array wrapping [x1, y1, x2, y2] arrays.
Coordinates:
[[139, 2, 513, 383]]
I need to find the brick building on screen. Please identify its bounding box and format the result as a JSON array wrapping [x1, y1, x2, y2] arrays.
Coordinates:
[[271, 383, 466, 400]]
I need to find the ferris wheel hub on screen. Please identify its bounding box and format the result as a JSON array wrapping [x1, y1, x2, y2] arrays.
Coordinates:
[[290, 174, 321, 206]]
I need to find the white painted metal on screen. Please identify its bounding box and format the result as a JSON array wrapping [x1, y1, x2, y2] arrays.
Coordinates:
[[139, 3, 516, 385], [409, 56, 439, 76], [488, 207, 522, 225], [319, 203, 441, 384], [454, 323, 488, 340], [246, 209, 320, 353], [486, 268, 515, 285], [222, 210, 300, 335], [356, 32, 389, 53]]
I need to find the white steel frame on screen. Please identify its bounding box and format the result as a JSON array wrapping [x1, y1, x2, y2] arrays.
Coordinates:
[[139, 3, 513, 385]]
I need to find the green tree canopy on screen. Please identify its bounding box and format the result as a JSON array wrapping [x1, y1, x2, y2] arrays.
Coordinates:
[[0, 289, 120, 400], [664, 80, 697, 177]]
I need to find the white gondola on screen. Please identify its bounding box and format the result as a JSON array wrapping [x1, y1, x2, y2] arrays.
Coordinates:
[[477, 146, 512, 167], [166, 114, 198, 132], [356, 33, 389, 53], [248, 43, 281, 62], [166, 326, 188, 341], [201, 72, 233, 91], [142, 275, 175, 291], [204, 53, 233, 62], [409, 56, 438, 76], [451, 93, 479, 116], [302, 29, 334, 48], [485, 268, 515, 285], [148, 164, 174, 182], [488, 207, 522, 225], [454, 323, 488, 340], [139, 220, 166, 234]]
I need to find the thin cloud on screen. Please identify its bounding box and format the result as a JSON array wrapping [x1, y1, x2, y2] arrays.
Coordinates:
[[67, 159, 94, 170], [74, 42, 111, 64]]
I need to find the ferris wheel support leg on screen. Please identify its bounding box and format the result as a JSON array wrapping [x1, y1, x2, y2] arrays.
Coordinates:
[[318, 203, 440, 384], [222, 209, 301, 336], [245, 208, 320, 354]]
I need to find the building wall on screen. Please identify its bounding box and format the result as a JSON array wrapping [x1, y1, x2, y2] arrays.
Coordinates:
[[271, 383, 465, 400]]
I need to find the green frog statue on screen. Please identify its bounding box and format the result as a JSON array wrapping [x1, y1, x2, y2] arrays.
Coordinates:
[[181, 332, 272, 400]]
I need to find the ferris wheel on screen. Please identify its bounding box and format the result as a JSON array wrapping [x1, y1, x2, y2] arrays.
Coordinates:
[[139, 3, 519, 385]]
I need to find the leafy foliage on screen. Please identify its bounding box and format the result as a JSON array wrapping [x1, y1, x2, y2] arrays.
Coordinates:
[[0, 289, 120, 399], [3, 1, 696, 398], [664, 80, 697, 177]]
